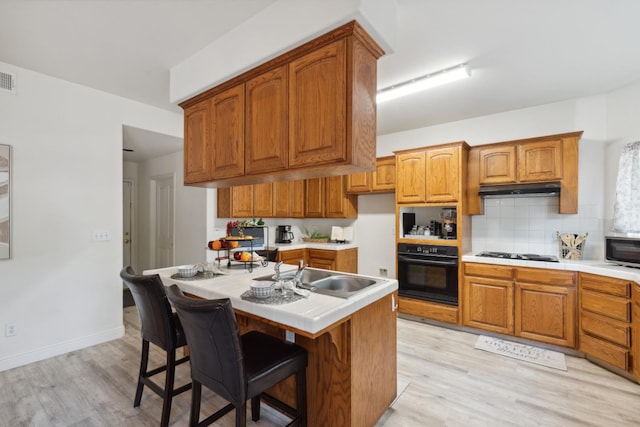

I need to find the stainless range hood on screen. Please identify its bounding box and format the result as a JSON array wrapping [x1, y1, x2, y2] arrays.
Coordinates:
[[478, 181, 561, 198]]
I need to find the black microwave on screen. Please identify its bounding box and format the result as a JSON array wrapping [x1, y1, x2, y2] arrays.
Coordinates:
[[605, 234, 640, 268]]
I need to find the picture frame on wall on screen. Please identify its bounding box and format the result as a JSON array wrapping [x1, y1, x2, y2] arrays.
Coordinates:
[[0, 144, 10, 260]]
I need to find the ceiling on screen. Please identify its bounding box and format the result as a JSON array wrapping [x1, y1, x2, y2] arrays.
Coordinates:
[[2, 0, 640, 162]]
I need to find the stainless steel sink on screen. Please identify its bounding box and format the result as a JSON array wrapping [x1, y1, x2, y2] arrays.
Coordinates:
[[253, 268, 383, 298]]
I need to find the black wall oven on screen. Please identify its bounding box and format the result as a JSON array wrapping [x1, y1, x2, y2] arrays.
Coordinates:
[[397, 243, 459, 306]]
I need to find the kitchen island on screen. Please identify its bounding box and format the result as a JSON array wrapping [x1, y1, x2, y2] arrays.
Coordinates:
[[145, 263, 398, 427]]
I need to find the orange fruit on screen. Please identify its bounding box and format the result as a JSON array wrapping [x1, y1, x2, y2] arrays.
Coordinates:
[[240, 252, 251, 262], [229, 241, 240, 249], [211, 240, 222, 250]]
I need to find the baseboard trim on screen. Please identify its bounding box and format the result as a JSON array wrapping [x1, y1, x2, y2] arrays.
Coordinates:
[[0, 325, 125, 372]]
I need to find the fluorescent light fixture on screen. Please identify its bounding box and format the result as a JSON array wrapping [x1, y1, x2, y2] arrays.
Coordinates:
[[376, 64, 470, 104]]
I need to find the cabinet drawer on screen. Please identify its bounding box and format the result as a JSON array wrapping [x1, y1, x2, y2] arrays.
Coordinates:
[[580, 310, 630, 347], [580, 273, 630, 297], [464, 263, 513, 280], [579, 332, 629, 371], [515, 267, 575, 286], [581, 289, 630, 322]]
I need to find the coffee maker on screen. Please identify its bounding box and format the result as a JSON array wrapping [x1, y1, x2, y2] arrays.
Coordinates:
[[441, 208, 457, 239], [276, 225, 294, 243]]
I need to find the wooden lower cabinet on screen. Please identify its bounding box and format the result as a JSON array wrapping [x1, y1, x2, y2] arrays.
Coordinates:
[[277, 248, 306, 266], [580, 273, 632, 371], [278, 247, 358, 274], [307, 248, 357, 273], [462, 263, 514, 334], [633, 282, 640, 379], [234, 292, 397, 427], [399, 297, 458, 324], [462, 263, 576, 348]]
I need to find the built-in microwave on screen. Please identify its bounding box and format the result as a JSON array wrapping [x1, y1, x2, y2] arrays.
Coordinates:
[[605, 234, 640, 268]]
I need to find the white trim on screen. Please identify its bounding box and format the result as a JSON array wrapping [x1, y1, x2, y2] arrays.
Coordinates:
[[0, 325, 125, 372]]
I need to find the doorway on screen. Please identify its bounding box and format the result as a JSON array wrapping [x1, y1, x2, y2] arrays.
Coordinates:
[[152, 175, 175, 268], [123, 179, 135, 308]]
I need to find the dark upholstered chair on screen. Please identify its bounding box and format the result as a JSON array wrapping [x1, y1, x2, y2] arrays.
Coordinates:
[[120, 266, 192, 427], [166, 284, 308, 427]]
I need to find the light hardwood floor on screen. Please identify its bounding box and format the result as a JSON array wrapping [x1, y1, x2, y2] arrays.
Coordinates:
[[1, 308, 639, 426]]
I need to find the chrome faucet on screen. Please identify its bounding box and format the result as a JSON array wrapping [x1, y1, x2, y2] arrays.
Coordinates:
[[274, 261, 284, 281], [295, 260, 308, 287]]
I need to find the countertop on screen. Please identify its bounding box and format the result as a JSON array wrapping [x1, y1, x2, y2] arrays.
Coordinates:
[[144, 262, 397, 337], [268, 242, 358, 251], [462, 254, 640, 283]]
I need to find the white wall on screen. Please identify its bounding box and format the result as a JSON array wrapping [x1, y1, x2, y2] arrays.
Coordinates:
[[136, 151, 208, 271], [0, 61, 183, 371]]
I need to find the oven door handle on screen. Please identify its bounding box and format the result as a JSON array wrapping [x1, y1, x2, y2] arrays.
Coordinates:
[[398, 255, 458, 266]]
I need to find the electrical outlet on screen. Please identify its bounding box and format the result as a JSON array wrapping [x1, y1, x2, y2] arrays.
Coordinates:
[[92, 230, 111, 241], [5, 323, 16, 337], [285, 330, 295, 343], [379, 268, 388, 277]]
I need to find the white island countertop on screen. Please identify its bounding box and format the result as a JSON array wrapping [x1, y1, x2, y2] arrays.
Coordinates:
[[144, 263, 398, 337]]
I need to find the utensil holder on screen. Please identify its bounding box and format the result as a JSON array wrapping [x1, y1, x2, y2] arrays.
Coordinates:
[[557, 232, 588, 260]]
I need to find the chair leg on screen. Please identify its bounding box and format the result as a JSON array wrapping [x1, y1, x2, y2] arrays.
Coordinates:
[[296, 370, 307, 427], [251, 396, 261, 421], [236, 402, 246, 427], [160, 349, 177, 427], [190, 381, 202, 427], [134, 339, 150, 407]]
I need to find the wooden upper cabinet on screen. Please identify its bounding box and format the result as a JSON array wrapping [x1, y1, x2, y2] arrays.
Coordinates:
[[325, 175, 357, 218], [395, 151, 426, 203], [289, 40, 347, 168], [210, 85, 245, 179], [347, 156, 396, 194], [426, 146, 460, 203], [273, 180, 305, 218], [183, 100, 210, 184], [245, 66, 288, 174], [180, 21, 383, 187], [217, 185, 253, 218], [372, 156, 396, 192], [253, 183, 273, 218], [479, 145, 516, 185], [305, 178, 325, 218], [517, 139, 563, 182], [347, 171, 371, 193]]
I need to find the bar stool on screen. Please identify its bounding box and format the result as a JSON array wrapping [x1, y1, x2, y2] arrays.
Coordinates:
[[120, 266, 192, 426], [166, 284, 308, 427]]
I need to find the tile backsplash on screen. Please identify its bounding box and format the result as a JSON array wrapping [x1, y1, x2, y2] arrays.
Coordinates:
[[471, 196, 604, 260]]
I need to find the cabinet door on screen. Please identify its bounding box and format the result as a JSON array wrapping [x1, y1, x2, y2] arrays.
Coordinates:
[[372, 156, 396, 192], [304, 178, 324, 217], [425, 146, 459, 202], [253, 183, 273, 218], [633, 283, 640, 379], [183, 100, 210, 184], [479, 145, 516, 184], [515, 282, 576, 348], [396, 151, 426, 203], [272, 180, 305, 218], [211, 85, 245, 179], [325, 176, 357, 218], [231, 185, 253, 218], [308, 249, 336, 270], [462, 276, 514, 335], [277, 248, 306, 266], [289, 40, 347, 167], [347, 171, 371, 193], [245, 66, 288, 174], [517, 139, 563, 182]]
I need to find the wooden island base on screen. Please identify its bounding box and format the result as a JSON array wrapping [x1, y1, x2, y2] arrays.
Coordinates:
[[235, 292, 398, 427]]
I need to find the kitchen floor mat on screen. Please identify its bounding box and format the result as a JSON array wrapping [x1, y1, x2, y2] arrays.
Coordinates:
[[474, 335, 567, 371]]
